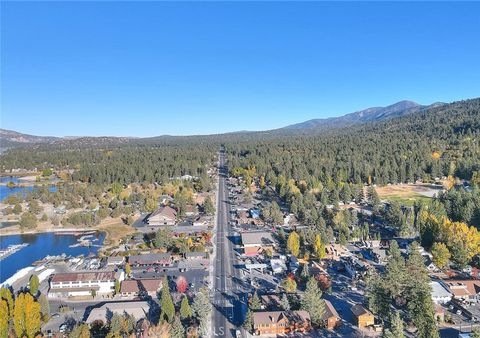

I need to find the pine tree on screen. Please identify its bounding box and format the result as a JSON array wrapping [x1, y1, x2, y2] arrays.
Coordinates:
[[382, 311, 404, 338], [301, 263, 310, 280], [300, 277, 325, 327], [250, 291, 261, 310], [280, 294, 290, 311], [70, 323, 91, 338], [160, 278, 175, 323], [243, 309, 253, 332], [170, 316, 185, 338], [179, 295, 192, 319]]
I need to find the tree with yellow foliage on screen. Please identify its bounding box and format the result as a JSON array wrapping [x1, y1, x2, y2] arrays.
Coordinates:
[[287, 231, 300, 257], [14, 292, 41, 338], [313, 234, 326, 259]]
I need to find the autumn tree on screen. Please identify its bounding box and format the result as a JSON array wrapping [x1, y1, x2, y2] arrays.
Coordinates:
[[14, 292, 41, 338], [431, 242, 451, 269], [281, 276, 297, 293], [176, 276, 188, 293], [0, 299, 9, 338], [287, 231, 300, 257], [313, 234, 326, 259], [70, 323, 91, 338]]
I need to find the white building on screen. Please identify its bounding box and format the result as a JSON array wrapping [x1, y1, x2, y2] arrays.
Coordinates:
[[48, 271, 124, 299], [430, 281, 452, 304]]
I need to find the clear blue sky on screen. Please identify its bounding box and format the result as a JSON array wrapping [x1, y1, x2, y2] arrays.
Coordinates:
[[1, 1, 479, 137]]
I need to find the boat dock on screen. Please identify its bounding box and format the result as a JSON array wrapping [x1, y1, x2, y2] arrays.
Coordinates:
[[0, 243, 29, 261]]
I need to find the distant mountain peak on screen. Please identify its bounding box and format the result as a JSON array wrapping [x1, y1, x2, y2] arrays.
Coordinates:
[[283, 100, 427, 130]]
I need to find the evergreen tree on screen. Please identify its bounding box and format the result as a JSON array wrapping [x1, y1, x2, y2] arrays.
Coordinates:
[[382, 311, 404, 338], [250, 291, 261, 310], [280, 294, 291, 311], [179, 295, 192, 319], [243, 309, 253, 332], [170, 316, 185, 338], [160, 278, 175, 323], [300, 277, 325, 327], [203, 196, 215, 215]]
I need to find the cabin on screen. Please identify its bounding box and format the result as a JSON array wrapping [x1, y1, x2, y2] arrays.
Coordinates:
[[323, 299, 341, 330], [252, 310, 311, 335], [351, 304, 374, 328]]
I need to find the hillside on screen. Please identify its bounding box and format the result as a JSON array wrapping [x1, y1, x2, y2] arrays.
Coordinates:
[[283, 100, 431, 130]]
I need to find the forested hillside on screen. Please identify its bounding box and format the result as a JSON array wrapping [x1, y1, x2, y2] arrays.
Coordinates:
[[228, 98, 480, 185], [0, 141, 218, 185]]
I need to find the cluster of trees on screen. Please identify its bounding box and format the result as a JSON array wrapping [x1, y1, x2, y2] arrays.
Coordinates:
[[0, 282, 49, 338], [152, 228, 211, 254], [1, 142, 217, 186], [366, 242, 438, 338], [418, 208, 480, 267], [437, 186, 480, 228]]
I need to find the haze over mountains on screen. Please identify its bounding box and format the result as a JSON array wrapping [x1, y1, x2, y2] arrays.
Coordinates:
[[0, 98, 467, 149]]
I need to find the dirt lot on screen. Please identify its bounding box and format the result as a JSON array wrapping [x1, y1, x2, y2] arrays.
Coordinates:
[[97, 217, 136, 247], [375, 183, 443, 205]]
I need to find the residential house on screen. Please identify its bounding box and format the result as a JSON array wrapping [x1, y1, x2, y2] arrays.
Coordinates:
[[323, 299, 341, 330], [120, 279, 164, 298], [129, 253, 172, 267], [252, 310, 311, 335], [351, 304, 374, 328], [85, 301, 151, 324], [270, 258, 287, 274], [343, 257, 369, 279], [430, 281, 452, 304], [48, 271, 123, 299], [147, 206, 176, 226], [441, 280, 480, 302], [241, 231, 275, 256], [260, 294, 282, 310]]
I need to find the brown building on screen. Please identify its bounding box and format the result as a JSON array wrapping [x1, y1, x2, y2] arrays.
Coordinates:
[[323, 299, 341, 330], [147, 206, 177, 226], [351, 304, 374, 328], [252, 310, 311, 335], [120, 278, 163, 298]]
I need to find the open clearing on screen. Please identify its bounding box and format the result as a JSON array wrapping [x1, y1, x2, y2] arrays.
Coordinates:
[[375, 183, 443, 206]]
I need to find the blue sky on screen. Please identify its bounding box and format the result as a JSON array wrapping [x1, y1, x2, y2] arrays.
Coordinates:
[[1, 1, 479, 137]]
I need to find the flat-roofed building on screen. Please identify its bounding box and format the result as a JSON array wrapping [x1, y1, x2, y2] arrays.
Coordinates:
[[48, 271, 124, 299]]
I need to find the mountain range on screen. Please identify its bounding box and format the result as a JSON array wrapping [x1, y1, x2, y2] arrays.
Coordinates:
[[0, 99, 453, 149]]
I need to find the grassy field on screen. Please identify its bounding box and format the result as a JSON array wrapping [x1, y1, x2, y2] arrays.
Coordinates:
[[375, 184, 440, 206], [97, 217, 136, 247]]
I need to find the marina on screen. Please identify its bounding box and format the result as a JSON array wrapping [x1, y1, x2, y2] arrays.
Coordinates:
[[0, 243, 29, 261]]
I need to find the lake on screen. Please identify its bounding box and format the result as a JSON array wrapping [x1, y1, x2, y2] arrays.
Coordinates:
[[0, 176, 57, 201], [0, 232, 105, 283]]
